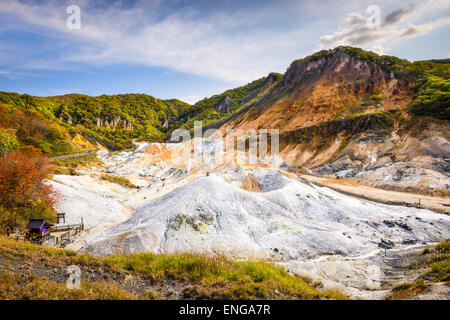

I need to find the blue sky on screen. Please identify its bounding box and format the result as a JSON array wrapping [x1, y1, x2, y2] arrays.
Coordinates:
[[0, 0, 449, 104]]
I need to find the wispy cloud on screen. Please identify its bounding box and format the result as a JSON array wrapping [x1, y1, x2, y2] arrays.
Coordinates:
[[319, 0, 450, 54], [0, 0, 318, 83], [0, 0, 449, 88]]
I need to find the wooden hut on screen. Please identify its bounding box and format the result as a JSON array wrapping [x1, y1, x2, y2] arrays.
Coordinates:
[[26, 219, 53, 242]]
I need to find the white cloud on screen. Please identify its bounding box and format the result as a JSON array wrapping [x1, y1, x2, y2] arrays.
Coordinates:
[[0, 0, 316, 83], [319, 0, 450, 54]]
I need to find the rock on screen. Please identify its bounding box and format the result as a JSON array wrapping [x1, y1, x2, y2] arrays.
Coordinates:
[[395, 222, 412, 231], [96, 116, 133, 130], [402, 239, 418, 245], [383, 220, 395, 228], [378, 239, 395, 249], [241, 173, 265, 192], [215, 95, 232, 113]]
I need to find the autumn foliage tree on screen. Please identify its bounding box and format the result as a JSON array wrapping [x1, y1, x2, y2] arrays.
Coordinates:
[[0, 145, 55, 233], [0, 102, 74, 156]]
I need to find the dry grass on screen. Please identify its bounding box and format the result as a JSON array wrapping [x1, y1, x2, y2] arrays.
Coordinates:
[[0, 271, 139, 300], [386, 281, 427, 300], [0, 236, 348, 300]]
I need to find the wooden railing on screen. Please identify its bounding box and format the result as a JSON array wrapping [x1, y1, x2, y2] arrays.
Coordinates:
[[10, 223, 84, 246], [50, 224, 84, 233]]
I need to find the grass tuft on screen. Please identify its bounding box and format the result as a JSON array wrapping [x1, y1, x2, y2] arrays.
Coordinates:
[[101, 174, 136, 188]]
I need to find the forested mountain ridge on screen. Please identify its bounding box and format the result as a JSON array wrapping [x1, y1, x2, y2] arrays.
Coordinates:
[[0, 73, 279, 154], [0, 92, 190, 153]]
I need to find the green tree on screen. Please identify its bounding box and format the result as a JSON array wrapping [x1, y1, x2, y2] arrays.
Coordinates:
[[0, 129, 19, 157], [410, 75, 450, 120]]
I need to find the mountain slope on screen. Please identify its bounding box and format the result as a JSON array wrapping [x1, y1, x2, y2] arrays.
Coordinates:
[[171, 72, 282, 130], [219, 46, 448, 132], [212, 47, 449, 193]]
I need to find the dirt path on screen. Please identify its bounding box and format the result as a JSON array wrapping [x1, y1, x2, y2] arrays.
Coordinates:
[[299, 174, 450, 214], [51, 151, 96, 160]]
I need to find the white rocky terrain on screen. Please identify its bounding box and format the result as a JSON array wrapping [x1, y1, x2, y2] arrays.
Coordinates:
[[50, 174, 133, 228], [48, 140, 450, 298]]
